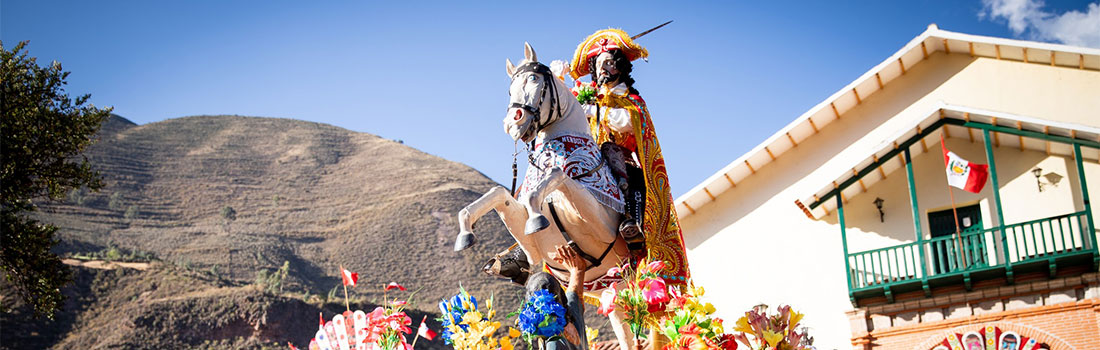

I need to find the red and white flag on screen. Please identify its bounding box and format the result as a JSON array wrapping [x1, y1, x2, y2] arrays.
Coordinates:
[[942, 143, 989, 193], [385, 282, 406, 291], [341, 268, 358, 287], [417, 316, 437, 340]]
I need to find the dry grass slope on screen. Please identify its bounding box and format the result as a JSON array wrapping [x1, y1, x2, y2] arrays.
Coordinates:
[[3, 115, 530, 349]]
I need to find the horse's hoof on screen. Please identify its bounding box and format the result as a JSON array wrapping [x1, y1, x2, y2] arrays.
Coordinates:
[[454, 232, 476, 251], [525, 215, 550, 235]]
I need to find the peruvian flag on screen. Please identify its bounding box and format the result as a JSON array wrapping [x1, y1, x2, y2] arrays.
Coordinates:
[[341, 268, 358, 287], [417, 316, 437, 340], [942, 143, 989, 193]]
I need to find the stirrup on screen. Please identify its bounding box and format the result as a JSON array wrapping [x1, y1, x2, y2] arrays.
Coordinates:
[[619, 219, 646, 251], [482, 244, 530, 285]]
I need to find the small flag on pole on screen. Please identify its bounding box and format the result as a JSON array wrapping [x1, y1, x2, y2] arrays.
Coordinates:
[[341, 268, 358, 287], [942, 143, 989, 193], [417, 316, 437, 340], [384, 282, 406, 291]]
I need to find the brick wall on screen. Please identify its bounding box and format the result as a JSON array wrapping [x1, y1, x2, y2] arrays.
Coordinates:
[[848, 273, 1100, 349]]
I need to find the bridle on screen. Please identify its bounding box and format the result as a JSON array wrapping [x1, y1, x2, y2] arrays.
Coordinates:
[[508, 61, 562, 143]]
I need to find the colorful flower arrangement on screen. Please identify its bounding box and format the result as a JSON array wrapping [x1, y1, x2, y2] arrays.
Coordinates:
[[515, 289, 568, 343], [659, 286, 737, 350], [598, 260, 671, 340], [307, 282, 415, 350], [571, 80, 598, 105], [438, 288, 517, 350], [731, 304, 810, 350]]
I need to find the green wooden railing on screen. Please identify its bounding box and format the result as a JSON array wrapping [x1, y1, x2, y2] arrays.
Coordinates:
[[847, 211, 1095, 291]]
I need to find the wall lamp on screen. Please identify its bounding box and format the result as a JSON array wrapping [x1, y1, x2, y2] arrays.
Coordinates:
[[1032, 167, 1044, 192], [873, 197, 885, 223]]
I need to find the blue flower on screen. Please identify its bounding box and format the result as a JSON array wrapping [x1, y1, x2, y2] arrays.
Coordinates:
[[517, 289, 568, 338]]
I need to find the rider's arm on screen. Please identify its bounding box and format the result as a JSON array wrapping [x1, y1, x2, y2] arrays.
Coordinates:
[[553, 245, 588, 299], [583, 104, 633, 135]]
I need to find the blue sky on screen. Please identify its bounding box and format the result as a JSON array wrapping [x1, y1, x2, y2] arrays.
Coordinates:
[[3, 0, 1097, 197]]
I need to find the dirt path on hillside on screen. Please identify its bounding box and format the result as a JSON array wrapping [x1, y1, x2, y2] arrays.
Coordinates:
[[63, 259, 151, 271]]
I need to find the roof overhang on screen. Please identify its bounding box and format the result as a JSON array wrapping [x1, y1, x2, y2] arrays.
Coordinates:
[[675, 24, 1100, 218], [795, 104, 1100, 219]]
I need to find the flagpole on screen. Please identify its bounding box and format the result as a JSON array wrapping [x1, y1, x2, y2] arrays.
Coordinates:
[[941, 135, 967, 270], [341, 265, 351, 312]]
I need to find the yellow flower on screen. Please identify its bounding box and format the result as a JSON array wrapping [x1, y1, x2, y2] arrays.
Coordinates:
[[585, 327, 599, 345], [788, 309, 804, 329], [763, 331, 783, 348], [462, 311, 484, 324], [499, 337, 514, 350], [509, 327, 521, 338], [703, 302, 716, 314], [692, 285, 705, 296], [733, 316, 753, 334]]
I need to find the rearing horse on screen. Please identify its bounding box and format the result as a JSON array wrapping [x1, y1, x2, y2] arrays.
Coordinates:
[[454, 43, 637, 350]]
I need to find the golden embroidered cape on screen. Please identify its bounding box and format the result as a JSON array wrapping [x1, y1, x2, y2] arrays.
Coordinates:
[[590, 90, 690, 286]]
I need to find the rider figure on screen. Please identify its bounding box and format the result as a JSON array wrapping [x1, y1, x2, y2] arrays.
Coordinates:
[[570, 29, 652, 254]]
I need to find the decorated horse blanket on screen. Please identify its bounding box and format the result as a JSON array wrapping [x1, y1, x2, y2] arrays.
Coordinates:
[[519, 134, 625, 214]]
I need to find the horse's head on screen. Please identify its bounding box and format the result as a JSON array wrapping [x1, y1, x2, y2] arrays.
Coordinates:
[[504, 43, 566, 143]]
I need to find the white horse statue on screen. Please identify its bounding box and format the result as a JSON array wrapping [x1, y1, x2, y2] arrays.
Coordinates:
[[454, 43, 638, 350]]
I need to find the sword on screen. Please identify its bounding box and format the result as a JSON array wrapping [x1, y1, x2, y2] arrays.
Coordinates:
[[631, 20, 673, 40]]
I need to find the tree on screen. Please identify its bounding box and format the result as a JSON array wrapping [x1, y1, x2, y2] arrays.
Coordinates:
[[1, 41, 111, 318]]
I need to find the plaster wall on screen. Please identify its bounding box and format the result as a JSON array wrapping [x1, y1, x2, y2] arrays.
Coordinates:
[[678, 52, 1099, 350]]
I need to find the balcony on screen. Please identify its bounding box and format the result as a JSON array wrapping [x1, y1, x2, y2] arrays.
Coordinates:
[[845, 210, 1097, 303]]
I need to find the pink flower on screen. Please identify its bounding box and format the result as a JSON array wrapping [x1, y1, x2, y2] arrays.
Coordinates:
[[644, 260, 666, 273], [605, 266, 622, 277], [597, 288, 617, 315], [391, 300, 407, 307], [640, 278, 669, 310]]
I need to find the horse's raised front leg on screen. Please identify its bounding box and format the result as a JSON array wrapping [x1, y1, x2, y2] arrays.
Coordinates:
[[517, 168, 569, 235], [455, 186, 515, 251]]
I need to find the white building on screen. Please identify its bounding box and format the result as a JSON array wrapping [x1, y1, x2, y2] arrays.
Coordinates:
[[674, 25, 1100, 349]]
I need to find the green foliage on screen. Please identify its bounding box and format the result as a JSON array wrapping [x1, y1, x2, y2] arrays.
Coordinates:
[[104, 246, 122, 261], [252, 260, 290, 294], [124, 205, 137, 219], [327, 285, 339, 304], [108, 192, 123, 210], [1, 40, 112, 318], [220, 206, 236, 221], [67, 187, 88, 205]]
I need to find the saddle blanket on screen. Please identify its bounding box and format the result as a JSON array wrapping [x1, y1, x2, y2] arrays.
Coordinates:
[[520, 134, 625, 213]]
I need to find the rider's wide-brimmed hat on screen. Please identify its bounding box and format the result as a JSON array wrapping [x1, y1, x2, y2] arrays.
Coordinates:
[[569, 28, 649, 80]]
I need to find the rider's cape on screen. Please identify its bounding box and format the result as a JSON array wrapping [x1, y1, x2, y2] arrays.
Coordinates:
[[591, 90, 691, 287]]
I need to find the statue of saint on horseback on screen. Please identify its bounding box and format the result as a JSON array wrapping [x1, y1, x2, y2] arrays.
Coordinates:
[[454, 26, 689, 350]]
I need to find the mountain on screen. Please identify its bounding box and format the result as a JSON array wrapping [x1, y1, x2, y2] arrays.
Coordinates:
[[1, 115, 529, 349]]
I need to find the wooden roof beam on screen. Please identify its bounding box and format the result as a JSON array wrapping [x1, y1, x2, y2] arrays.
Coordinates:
[[1044, 126, 1051, 155], [723, 173, 736, 188], [964, 112, 974, 143], [921, 41, 929, 59], [1016, 121, 1025, 152], [898, 57, 907, 74], [786, 132, 798, 148], [942, 39, 951, 54], [873, 155, 887, 179], [875, 73, 884, 89], [853, 88, 862, 105], [765, 146, 777, 161], [995, 44, 1002, 60], [745, 160, 756, 174], [703, 187, 716, 201], [968, 42, 975, 57], [1023, 47, 1029, 63], [1050, 51, 1056, 66], [683, 202, 695, 215], [808, 118, 819, 133]]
